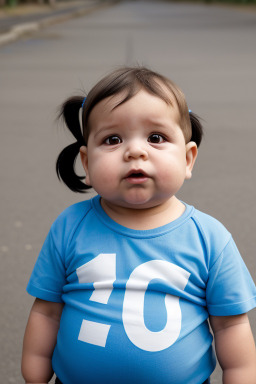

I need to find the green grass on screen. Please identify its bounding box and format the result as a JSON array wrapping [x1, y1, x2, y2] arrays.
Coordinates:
[[205, 0, 256, 3], [166, 0, 256, 4]]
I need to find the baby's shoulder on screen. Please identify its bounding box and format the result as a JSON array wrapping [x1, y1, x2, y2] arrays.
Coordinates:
[[192, 208, 227, 232], [190, 207, 232, 254], [51, 198, 93, 236], [58, 199, 92, 220]]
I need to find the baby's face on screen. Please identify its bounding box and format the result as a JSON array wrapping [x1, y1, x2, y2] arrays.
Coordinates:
[[80, 89, 196, 211]]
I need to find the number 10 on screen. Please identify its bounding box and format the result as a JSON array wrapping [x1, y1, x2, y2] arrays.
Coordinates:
[[76, 254, 190, 352]]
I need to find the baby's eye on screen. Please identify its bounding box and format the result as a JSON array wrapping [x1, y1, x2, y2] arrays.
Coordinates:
[[148, 134, 166, 144], [104, 136, 122, 145]]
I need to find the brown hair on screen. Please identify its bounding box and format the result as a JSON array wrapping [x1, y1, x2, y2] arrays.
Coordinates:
[[57, 66, 203, 192], [82, 66, 193, 144]]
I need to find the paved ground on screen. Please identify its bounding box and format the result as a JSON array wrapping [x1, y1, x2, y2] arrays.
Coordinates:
[[0, 1, 94, 32], [0, 0, 118, 44], [1, 1, 256, 382]]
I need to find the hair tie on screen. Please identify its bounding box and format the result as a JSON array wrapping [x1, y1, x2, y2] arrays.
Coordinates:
[[189, 109, 192, 114], [81, 97, 86, 109]]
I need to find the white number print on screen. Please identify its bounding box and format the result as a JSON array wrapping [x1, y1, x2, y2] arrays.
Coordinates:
[[76, 254, 190, 351], [76, 253, 116, 347], [123, 260, 190, 351]]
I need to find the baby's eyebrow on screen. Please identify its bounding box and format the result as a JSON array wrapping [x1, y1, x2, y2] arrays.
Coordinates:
[[146, 119, 179, 132], [92, 117, 180, 139], [93, 125, 119, 138]]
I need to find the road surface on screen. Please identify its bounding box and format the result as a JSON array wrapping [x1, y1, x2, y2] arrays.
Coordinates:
[[1, 1, 256, 382]]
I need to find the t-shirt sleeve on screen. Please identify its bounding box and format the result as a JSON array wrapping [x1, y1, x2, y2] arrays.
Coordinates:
[[206, 237, 256, 316], [27, 227, 66, 303]]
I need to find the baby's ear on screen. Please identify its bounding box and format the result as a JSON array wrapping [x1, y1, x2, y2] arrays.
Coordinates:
[[185, 141, 198, 179], [80, 146, 91, 186]]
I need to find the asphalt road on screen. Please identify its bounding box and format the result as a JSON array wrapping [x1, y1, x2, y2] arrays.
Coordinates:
[[1, 1, 256, 383], [0, 0, 106, 34]]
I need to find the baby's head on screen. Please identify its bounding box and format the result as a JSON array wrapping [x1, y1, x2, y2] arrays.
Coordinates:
[[81, 67, 202, 146], [57, 66, 203, 193]]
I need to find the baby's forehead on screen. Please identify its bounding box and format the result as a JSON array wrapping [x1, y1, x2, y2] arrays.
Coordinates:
[[95, 90, 177, 119], [88, 90, 181, 136], [107, 86, 178, 113], [86, 81, 186, 135]]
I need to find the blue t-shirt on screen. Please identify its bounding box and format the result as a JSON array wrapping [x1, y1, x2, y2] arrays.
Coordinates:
[[27, 196, 256, 384]]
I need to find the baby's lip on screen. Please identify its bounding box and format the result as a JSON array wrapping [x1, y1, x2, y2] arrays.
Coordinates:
[[125, 169, 149, 178]]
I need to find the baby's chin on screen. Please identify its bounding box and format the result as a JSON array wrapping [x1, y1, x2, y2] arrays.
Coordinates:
[[104, 196, 176, 212]]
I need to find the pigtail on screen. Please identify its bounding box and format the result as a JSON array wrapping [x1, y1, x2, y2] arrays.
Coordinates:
[[56, 96, 91, 192], [189, 112, 203, 148]]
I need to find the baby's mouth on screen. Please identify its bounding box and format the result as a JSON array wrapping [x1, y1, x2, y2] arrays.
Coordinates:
[[129, 172, 145, 178], [126, 169, 149, 177], [125, 170, 149, 184]]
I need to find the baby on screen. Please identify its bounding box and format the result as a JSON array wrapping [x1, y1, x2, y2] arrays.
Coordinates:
[[22, 66, 256, 384]]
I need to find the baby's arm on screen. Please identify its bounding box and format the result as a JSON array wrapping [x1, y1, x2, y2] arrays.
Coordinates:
[[210, 314, 256, 384], [22, 298, 64, 384]]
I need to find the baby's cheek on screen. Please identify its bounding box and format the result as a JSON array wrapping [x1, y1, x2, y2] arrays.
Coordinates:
[[159, 165, 186, 189], [92, 168, 117, 192]]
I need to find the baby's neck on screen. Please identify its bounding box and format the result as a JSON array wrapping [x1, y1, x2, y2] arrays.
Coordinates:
[[100, 197, 186, 230]]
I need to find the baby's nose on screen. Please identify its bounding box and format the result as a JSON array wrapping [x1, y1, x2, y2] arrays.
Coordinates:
[[123, 141, 149, 161]]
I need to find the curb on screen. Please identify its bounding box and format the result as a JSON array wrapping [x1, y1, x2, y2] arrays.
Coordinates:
[[0, 0, 119, 47]]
